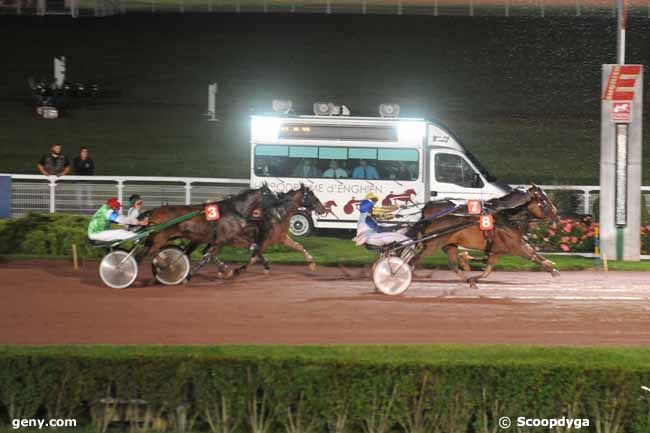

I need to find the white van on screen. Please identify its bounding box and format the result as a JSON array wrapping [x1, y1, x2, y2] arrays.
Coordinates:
[[250, 108, 510, 236]]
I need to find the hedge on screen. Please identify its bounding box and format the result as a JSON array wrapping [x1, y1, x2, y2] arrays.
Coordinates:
[[1, 346, 650, 432]]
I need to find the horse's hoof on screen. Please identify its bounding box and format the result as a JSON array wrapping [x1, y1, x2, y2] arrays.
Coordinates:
[[263, 269, 270, 275], [551, 269, 560, 277], [308, 263, 317, 272], [468, 282, 478, 289]]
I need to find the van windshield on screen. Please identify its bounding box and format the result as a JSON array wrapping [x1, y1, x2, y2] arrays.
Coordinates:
[[465, 151, 497, 182]]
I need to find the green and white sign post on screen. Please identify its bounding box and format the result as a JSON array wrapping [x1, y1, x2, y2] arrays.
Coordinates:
[[599, 0, 643, 262], [600, 64, 643, 260]]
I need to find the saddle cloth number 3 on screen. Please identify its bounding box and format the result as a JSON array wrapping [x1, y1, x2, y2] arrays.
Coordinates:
[[204, 204, 220, 221], [480, 214, 494, 231]]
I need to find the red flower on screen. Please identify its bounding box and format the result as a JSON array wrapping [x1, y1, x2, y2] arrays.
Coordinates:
[[563, 223, 573, 233], [571, 237, 578, 244], [560, 244, 570, 252]]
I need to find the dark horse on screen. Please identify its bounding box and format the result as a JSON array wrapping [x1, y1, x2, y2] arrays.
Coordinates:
[[138, 185, 279, 278], [409, 185, 559, 288], [231, 184, 326, 275]]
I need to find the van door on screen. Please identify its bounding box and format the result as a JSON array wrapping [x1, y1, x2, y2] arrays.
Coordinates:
[[429, 150, 493, 200]]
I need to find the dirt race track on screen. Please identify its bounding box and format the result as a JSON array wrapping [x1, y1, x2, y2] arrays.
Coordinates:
[[1, 260, 650, 346]]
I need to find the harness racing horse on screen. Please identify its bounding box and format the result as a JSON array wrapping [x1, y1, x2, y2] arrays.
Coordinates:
[[232, 184, 326, 275], [138, 185, 280, 279], [409, 185, 559, 288]]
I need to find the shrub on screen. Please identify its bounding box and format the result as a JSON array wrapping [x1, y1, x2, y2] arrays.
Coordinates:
[[0, 213, 101, 259], [1, 346, 650, 433]]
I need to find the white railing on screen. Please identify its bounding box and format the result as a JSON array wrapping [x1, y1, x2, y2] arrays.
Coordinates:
[[2, 173, 650, 218], [1, 174, 250, 216], [3, 0, 649, 18]]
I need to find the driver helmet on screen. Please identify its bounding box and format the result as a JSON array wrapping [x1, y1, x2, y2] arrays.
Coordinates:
[[106, 198, 121, 210], [128, 194, 142, 207], [365, 192, 379, 202]]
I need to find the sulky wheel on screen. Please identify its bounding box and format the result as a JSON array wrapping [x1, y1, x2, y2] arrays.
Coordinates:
[[99, 249, 139, 289], [372, 256, 413, 296], [152, 246, 191, 286]]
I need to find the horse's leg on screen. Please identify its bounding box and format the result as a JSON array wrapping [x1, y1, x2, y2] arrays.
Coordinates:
[[191, 244, 215, 276], [466, 254, 500, 289], [281, 235, 316, 272], [233, 243, 261, 277], [443, 245, 468, 282], [259, 253, 271, 273], [514, 241, 560, 276], [182, 242, 200, 281], [141, 234, 169, 285]]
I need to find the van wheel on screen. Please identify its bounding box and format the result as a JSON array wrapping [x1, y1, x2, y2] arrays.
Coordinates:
[[289, 213, 312, 237]]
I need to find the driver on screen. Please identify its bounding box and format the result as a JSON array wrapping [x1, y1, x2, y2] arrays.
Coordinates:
[[354, 192, 410, 246], [88, 197, 148, 242]]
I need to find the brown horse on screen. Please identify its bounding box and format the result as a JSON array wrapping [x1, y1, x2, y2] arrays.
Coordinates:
[[410, 185, 559, 288], [137, 185, 279, 278], [232, 185, 326, 275]]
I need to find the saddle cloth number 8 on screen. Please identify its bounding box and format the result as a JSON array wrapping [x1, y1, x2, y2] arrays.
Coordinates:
[[479, 214, 494, 231], [204, 204, 220, 221]]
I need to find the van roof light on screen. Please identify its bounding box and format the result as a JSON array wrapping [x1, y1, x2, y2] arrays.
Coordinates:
[[313, 102, 332, 116], [379, 103, 400, 118], [272, 99, 293, 114]]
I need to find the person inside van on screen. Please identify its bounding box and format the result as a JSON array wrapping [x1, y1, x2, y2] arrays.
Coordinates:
[[352, 159, 379, 179], [323, 160, 348, 178], [292, 158, 321, 178]]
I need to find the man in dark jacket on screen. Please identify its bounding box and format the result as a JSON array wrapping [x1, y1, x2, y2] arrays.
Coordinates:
[[37, 144, 70, 176]]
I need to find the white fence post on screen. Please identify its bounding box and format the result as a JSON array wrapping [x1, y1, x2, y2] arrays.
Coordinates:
[[49, 176, 56, 213], [117, 180, 124, 207], [185, 182, 192, 205], [583, 189, 591, 215]]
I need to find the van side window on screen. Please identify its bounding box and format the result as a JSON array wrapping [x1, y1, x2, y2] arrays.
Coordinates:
[[254, 145, 419, 180], [434, 153, 483, 188]]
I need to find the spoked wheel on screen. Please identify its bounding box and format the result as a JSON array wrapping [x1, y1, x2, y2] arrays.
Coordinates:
[[152, 246, 191, 286], [99, 249, 139, 289], [289, 213, 312, 237], [372, 256, 413, 296]]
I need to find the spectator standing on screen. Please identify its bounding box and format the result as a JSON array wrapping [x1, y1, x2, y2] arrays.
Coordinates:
[[72, 147, 95, 213], [73, 147, 95, 176], [37, 144, 70, 176]]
